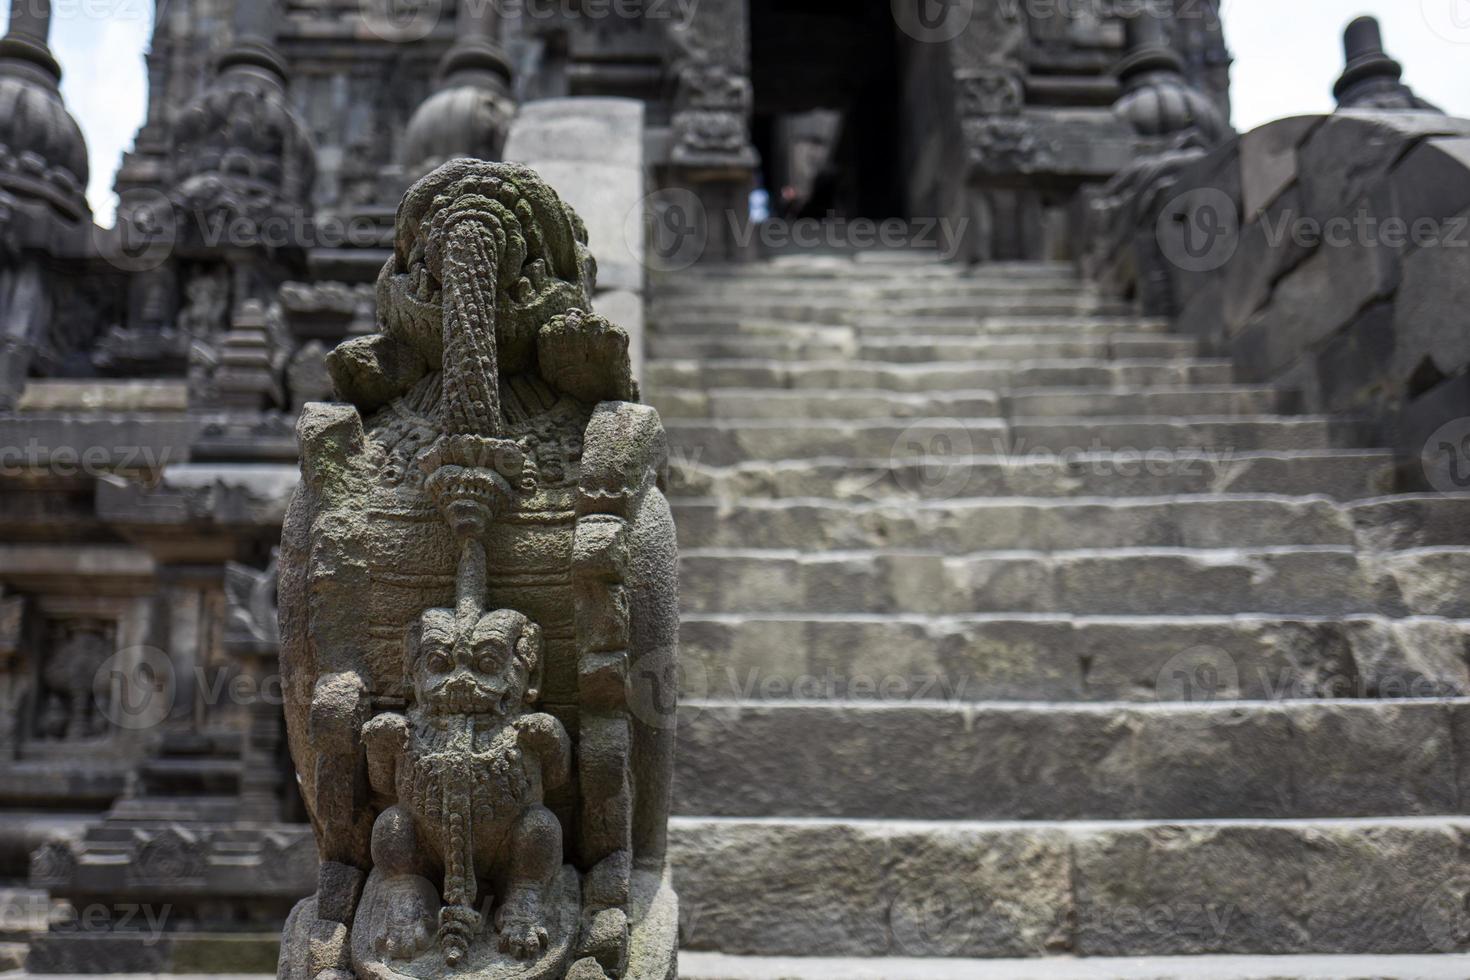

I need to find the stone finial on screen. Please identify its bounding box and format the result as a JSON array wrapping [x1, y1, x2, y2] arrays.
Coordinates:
[[169, 0, 315, 223], [1334, 16, 1441, 112], [1112, 2, 1231, 145], [0, 0, 90, 218], [400, 1, 516, 179]]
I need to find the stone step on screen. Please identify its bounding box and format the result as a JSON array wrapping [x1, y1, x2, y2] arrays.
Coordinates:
[[672, 698, 1470, 821], [670, 450, 1397, 502], [677, 546, 1470, 617], [651, 386, 1286, 422], [651, 301, 1143, 324], [672, 258, 1078, 280], [662, 265, 1082, 287], [670, 494, 1470, 552], [1005, 386, 1289, 418], [667, 816, 1470, 958], [655, 280, 1101, 302], [644, 357, 1237, 392], [647, 332, 1199, 362], [653, 388, 1003, 420], [665, 417, 1353, 466], [648, 315, 1169, 339], [679, 952, 1470, 980], [678, 613, 1470, 703], [17, 952, 1470, 978]]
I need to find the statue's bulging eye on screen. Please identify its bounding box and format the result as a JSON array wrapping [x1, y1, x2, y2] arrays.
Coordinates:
[[426, 650, 452, 674], [472, 644, 508, 675]]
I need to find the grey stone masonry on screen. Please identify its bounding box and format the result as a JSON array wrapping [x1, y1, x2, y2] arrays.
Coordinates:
[[648, 252, 1470, 973]]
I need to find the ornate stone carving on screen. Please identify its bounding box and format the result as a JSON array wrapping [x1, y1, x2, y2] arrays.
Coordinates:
[[276, 161, 678, 980], [955, 68, 1025, 119], [37, 619, 113, 741], [225, 556, 281, 653], [133, 826, 206, 884], [168, 1, 315, 240], [1084, 4, 1234, 312], [963, 117, 1056, 175], [178, 268, 231, 340], [667, 8, 755, 169]]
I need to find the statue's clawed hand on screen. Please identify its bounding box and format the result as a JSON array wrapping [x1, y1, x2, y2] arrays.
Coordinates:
[[537, 309, 637, 404]]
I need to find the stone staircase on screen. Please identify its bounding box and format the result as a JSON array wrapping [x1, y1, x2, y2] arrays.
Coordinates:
[[645, 253, 1470, 979]]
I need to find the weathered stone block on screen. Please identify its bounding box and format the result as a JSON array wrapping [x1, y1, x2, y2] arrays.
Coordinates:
[[1073, 822, 1470, 955], [668, 819, 1071, 958], [1240, 116, 1320, 219], [1391, 205, 1470, 383]]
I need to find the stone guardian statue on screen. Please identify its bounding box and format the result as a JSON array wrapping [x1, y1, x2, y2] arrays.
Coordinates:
[[276, 161, 679, 980]]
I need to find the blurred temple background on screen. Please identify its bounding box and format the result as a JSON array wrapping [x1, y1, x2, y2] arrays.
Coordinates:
[[2, 0, 1470, 975]]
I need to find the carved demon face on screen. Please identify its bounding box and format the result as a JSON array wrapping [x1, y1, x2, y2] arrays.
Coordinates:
[[407, 607, 542, 719]]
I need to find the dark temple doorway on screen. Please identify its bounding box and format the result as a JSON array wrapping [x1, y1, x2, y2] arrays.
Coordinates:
[[749, 0, 909, 224]]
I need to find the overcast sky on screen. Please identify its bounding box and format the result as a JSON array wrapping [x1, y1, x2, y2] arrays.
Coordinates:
[[8, 0, 1470, 225]]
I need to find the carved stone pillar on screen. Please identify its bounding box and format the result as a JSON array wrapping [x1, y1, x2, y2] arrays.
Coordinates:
[[948, 0, 1040, 261], [1083, 3, 1232, 313], [665, 0, 757, 263], [276, 161, 678, 980]]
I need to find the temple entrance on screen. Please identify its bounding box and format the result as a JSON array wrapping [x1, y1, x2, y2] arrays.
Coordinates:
[[749, 0, 909, 226]]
